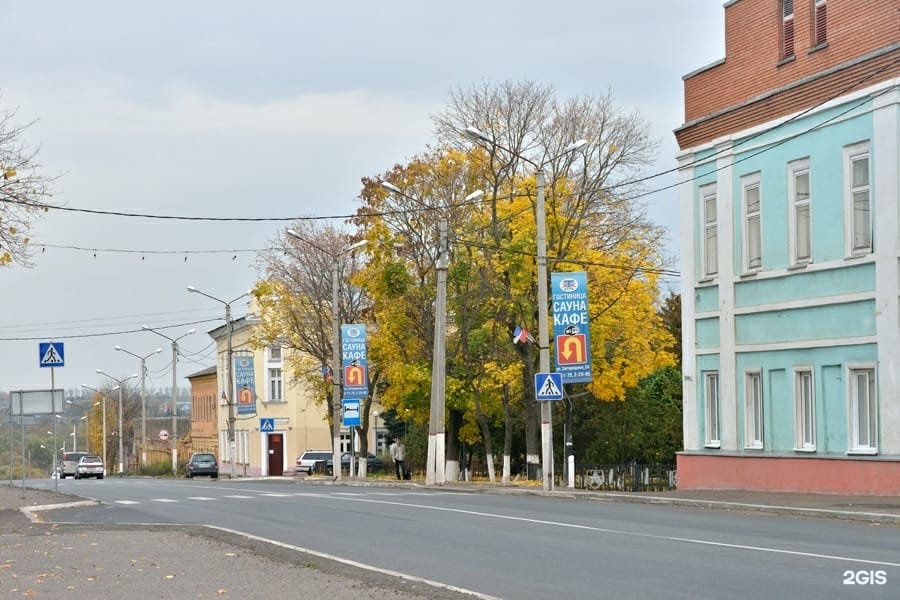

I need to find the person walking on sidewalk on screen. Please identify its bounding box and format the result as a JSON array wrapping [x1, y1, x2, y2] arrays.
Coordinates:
[[390, 437, 406, 480]]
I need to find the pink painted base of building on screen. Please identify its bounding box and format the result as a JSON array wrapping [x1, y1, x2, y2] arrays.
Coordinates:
[[677, 453, 900, 496]]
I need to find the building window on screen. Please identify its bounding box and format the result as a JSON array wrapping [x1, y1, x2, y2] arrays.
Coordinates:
[[744, 371, 764, 449], [743, 174, 762, 271], [701, 185, 718, 277], [268, 368, 283, 402], [848, 367, 877, 454], [788, 160, 811, 264], [812, 0, 827, 47], [794, 368, 815, 450], [269, 345, 282, 362], [844, 143, 871, 255], [704, 372, 720, 448], [781, 0, 795, 59]]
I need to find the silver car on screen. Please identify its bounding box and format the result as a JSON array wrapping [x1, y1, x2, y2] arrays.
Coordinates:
[[74, 455, 104, 479], [295, 450, 331, 475]]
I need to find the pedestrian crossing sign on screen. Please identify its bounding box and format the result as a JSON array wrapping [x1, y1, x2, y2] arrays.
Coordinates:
[[535, 372, 563, 401], [259, 418, 275, 432], [39, 342, 65, 368]]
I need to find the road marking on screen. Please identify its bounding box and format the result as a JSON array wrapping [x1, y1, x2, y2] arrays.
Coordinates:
[[261, 493, 291, 497], [328, 496, 900, 568], [224, 495, 255, 499], [207, 524, 502, 600], [152, 498, 178, 503], [187, 496, 216, 501], [113, 500, 139, 505]]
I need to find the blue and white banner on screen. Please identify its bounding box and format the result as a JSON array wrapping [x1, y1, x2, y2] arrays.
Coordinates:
[[551, 271, 593, 383], [341, 324, 368, 398], [234, 356, 257, 415]]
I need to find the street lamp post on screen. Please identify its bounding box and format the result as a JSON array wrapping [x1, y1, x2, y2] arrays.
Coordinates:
[[372, 411, 379, 455], [81, 384, 114, 473], [186, 287, 248, 479], [465, 126, 587, 491], [286, 229, 367, 482], [380, 182, 484, 485], [141, 326, 195, 475], [115, 345, 162, 467], [96, 370, 138, 474]]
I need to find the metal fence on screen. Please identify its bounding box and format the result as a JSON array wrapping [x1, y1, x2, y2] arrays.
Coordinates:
[[573, 463, 676, 492]]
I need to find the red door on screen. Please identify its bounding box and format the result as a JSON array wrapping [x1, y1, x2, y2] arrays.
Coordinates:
[[267, 434, 283, 476]]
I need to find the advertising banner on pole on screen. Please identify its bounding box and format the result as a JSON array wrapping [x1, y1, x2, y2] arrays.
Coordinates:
[[234, 356, 257, 415], [551, 271, 593, 383], [341, 324, 368, 399]]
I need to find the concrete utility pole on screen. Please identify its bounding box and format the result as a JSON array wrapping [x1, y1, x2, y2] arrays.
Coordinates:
[[464, 126, 587, 491], [187, 287, 248, 479], [81, 384, 113, 472], [114, 345, 161, 466], [142, 326, 195, 475], [379, 184, 483, 485], [96, 370, 138, 473]]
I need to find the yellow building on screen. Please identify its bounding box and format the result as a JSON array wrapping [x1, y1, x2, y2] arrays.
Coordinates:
[[205, 314, 333, 477]]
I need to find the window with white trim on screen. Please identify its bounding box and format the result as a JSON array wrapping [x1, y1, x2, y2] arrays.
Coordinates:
[[268, 368, 283, 402], [742, 174, 762, 271], [848, 367, 877, 454], [812, 0, 827, 47], [704, 372, 721, 448], [744, 371, 764, 449], [788, 159, 811, 264], [794, 368, 815, 450], [844, 143, 871, 255], [269, 345, 282, 362], [781, 0, 795, 59], [701, 184, 718, 277]]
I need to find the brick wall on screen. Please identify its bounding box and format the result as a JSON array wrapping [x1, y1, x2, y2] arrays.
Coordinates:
[[682, 0, 898, 124]]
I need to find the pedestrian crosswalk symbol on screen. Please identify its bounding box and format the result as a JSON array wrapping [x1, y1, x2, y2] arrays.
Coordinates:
[[535, 372, 563, 401], [39, 342, 65, 368], [260, 418, 275, 432]]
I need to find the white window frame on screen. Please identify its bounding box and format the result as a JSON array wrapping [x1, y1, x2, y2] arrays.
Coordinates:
[[781, 0, 795, 59], [704, 372, 721, 448], [847, 365, 878, 455], [268, 345, 282, 362], [742, 173, 762, 272], [701, 184, 718, 278], [844, 142, 872, 256], [788, 159, 811, 265], [268, 367, 283, 403], [813, 0, 827, 47], [744, 370, 764, 449], [793, 367, 816, 451]]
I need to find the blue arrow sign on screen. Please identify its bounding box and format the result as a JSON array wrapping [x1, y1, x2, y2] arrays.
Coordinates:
[[535, 372, 563, 401], [259, 418, 275, 432], [39, 342, 65, 368]]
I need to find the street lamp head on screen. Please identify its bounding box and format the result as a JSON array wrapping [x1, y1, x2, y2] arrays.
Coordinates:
[[114, 345, 123, 351], [186, 328, 196, 335], [380, 181, 402, 195], [154, 347, 163, 354], [186, 286, 197, 293], [565, 139, 589, 153], [464, 190, 485, 202], [464, 126, 492, 144]]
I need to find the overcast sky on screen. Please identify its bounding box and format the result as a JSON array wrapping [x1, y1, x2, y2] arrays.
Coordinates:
[[0, 1, 724, 395]]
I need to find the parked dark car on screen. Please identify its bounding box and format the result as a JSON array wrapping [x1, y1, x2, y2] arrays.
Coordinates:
[[74, 455, 104, 479], [186, 453, 218, 479], [327, 452, 384, 475]]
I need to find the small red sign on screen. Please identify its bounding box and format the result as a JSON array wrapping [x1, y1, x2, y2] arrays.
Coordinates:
[[556, 334, 588, 365]]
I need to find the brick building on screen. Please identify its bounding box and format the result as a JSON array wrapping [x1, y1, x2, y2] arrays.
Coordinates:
[[676, 0, 899, 494]]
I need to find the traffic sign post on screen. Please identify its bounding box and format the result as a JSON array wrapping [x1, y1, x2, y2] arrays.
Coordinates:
[[535, 373, 564, 401]]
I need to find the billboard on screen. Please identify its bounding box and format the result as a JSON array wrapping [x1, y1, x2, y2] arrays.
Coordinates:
[[551, 271, 593, 383]]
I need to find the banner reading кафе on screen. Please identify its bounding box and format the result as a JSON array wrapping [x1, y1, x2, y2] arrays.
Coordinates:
[[551, 271, 593, 383], [234, 356, 257, 415], [341, 324, 368, 398]]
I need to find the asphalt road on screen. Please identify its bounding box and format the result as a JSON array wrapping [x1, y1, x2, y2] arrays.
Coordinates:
[[30, 477, 900, 599]]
